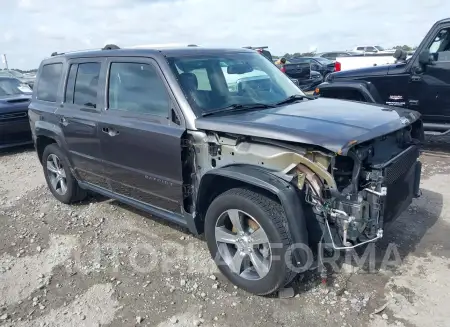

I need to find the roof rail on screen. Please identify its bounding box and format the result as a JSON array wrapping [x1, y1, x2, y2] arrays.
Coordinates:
[[51, 52, 61, 57], [243, 46, 269, 50], [102, 44, 120, 50], [187, 44, 198, 47]]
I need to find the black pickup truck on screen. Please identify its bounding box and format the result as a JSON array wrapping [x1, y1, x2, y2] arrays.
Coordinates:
[[315, 18, 450, 136]]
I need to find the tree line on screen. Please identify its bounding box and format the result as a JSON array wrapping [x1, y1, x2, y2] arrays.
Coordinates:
[[1, 68, 37, 73]]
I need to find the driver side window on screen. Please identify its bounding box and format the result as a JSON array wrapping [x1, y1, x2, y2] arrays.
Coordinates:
[[429, 27, 450, 62]]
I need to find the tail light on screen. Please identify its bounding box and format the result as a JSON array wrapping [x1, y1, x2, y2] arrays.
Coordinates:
[[335, 61, 341, 72], [257, 49, 262, 54], [280, 65, 286, 73]]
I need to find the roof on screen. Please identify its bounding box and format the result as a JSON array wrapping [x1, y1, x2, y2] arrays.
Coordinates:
[[437, 17, 450, 24], [49, 46, 256, 60]]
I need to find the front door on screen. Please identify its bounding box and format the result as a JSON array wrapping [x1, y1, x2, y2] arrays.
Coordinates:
[[98, 57, 185, 213], [408, 26, 450, 122], [56, 59, 109, 188]]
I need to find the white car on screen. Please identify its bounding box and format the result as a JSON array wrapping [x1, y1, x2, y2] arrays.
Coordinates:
[[353, 45, 396, 55]]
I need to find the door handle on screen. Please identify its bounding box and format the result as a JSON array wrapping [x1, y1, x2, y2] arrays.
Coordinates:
[[60, 117, 69, 126], [102, 127, 120, 137], [410, 75, 422, 82]]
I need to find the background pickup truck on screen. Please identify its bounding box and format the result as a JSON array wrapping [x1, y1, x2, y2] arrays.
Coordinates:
[[277, 61, 323, 91], [314, 17, 450, 136], [334, 52, 414, 72]]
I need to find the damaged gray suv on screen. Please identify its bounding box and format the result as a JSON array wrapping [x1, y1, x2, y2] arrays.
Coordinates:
[[29, 45, 423, 295]]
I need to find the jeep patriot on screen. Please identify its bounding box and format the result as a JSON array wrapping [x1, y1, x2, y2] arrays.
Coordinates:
[[29, 45, 423, 295]]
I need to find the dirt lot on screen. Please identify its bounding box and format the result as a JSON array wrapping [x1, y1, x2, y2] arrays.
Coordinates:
[[1, 144, 450, 327]]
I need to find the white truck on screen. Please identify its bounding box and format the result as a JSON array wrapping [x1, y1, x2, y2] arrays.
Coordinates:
[[352, 45, 396, 54], [335, 52, 413, 71]]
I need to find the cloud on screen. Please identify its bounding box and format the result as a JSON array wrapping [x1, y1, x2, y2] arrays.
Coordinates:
[[0, 0, 449, 69]]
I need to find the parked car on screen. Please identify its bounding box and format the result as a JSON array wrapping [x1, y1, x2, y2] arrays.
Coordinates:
[[315, 17, 450, 136], [29, 45, 423, 295], [289, 57, 336, 79], [0, 70, 36, 89], [275, 60, 323, 91], [315, 51, 361, 61], [0, 77, 33, 149]]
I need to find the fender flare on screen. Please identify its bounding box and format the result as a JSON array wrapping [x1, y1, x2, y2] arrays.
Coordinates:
[[316, 80, 382, 103], [34, 120, 73, 167], [196, 165, 310, 266]]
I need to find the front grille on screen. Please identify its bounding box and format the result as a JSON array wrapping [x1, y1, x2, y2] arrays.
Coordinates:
[[0, 112, 28, 121]]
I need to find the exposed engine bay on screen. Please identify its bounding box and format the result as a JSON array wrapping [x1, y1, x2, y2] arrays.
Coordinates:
[[184, 121, 422, 250]]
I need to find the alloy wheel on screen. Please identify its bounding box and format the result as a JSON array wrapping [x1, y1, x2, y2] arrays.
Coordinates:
[[215, 209, 272, 280], [46, 154, 68, 195]]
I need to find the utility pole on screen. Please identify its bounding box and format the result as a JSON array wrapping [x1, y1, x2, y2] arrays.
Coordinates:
[[2, 54, 9, 70]]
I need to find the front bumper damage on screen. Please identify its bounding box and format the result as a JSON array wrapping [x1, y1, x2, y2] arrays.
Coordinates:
[[319, 145, 422, 250]]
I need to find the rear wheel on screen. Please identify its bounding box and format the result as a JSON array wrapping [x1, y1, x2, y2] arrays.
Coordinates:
[[205, 188, 297, 295], [42, 144, 86, 204]]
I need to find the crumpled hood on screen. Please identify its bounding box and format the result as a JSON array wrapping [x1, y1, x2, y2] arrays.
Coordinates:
[[195, 98, 420, 154]]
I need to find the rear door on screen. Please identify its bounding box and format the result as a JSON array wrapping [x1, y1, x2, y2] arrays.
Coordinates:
[[99, 57, 186, 213], [56, 58, 109, 188], [408, 25, 450, 122]]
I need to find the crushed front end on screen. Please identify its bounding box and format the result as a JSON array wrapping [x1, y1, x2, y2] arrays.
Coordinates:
[[303, 125, 422, 250]]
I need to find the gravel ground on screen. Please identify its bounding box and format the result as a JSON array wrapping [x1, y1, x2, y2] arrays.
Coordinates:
[[1, 143, 450, 327]]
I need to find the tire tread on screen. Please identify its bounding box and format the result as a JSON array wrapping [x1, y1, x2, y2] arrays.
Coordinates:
[[219, 188, 297, 294]]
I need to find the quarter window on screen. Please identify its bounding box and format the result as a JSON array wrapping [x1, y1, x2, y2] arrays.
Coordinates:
[[36, 63, 63, 102], [108, 62, 170, 117]]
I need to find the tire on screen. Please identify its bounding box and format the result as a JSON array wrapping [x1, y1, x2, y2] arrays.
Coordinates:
[[204, 188, 297, 295], [42, 143, 87, 204]]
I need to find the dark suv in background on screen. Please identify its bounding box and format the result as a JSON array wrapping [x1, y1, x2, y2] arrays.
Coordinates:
[[29, 45, 423, 295]]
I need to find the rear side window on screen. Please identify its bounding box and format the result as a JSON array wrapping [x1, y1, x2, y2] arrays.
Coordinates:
[[356, 47, 365, 51], [73, 63, 101, 108], [108, 62, 169, 117], [36, 63, 63, 102]]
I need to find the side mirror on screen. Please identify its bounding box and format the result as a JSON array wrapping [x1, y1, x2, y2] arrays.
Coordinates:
[[418, 50, 434, 66]]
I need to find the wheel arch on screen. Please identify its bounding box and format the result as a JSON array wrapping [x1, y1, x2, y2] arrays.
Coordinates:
[[316, 80, 382, 103], [195, 165, 310, 266], [34, 121, 69, 165]]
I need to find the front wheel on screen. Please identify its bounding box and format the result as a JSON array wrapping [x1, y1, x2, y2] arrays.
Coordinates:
[[204, 188, 297, 295]]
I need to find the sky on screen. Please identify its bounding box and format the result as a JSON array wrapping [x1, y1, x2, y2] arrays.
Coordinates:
[[1, 0, 448, 69]]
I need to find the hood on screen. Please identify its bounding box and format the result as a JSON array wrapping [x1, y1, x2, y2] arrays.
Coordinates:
[[0, 94, 31, 114], [195, 98, 420, 155], [332, 64, 392, 79]]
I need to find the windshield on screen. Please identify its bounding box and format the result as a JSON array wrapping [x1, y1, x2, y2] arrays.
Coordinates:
[[8, 70, 24, 78], [374, 46, 385, 51], [167, 52, 305, 115], [0, 78, 32, 96], [0, 71, 14, 78]]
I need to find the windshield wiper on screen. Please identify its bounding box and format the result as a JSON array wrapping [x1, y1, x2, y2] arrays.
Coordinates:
[[276, 94, 313, 106], [202, 103, 276, 117]]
